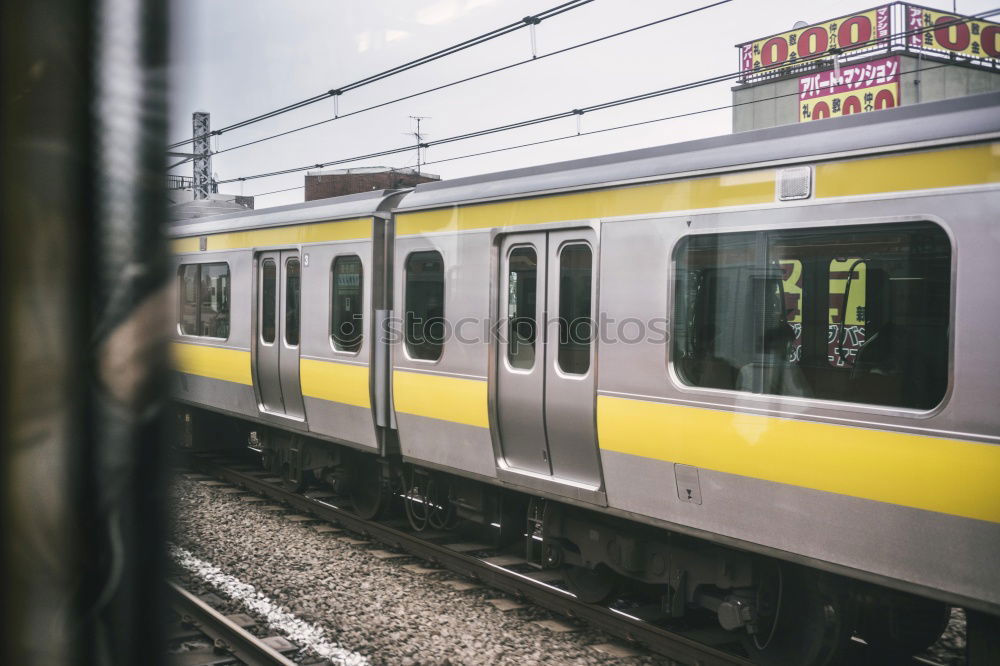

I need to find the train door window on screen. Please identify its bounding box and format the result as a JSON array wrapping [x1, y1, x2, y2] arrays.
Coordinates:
[[261, 259, 276, 344], [331, 255, 363, 353], [178, 262, 230, 339], [404, 250, 444, 361], [557, 243, 592, 375], [285, 258, 300, 347], [179, 264, 199, 335], [200, 263, 230, 338], [673, 222, 950, 409], [507, 247, 538, 369]]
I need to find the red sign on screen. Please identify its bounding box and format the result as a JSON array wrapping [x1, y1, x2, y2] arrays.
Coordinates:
[[739, 5, 892, 77], [799, 56, 901, 122], [906, 4, 1000, 60]]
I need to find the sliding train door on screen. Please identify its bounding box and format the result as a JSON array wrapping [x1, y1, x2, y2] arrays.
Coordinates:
[[495, 229, 602, 490], [254, 250, 305, 420]]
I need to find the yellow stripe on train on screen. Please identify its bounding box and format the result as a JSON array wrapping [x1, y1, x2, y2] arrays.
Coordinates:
[[300, 358, 371, 409], [171, 342, 252, 385], [392, 370, 489, 429], [597, 394, 1000, 524], [395, 170, 776, 236], [171, 216, 373, 253], [394, 143, 1000, 237]]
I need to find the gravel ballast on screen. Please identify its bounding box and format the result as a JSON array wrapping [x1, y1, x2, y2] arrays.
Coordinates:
[[169, 475, 671, 665]]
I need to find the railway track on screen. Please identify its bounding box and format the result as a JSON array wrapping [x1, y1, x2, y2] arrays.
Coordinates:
[[178, 450, 951, 666], [167, 579, 299, 666]]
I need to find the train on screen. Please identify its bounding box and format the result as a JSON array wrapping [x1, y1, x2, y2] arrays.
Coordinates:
[[169, 92, 1000, 664]]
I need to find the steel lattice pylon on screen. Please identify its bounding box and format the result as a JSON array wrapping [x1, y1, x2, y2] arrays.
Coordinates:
[[192, 111, 212, 200]]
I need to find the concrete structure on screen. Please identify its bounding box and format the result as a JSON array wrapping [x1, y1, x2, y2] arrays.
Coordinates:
[[304, 167, 439, 201], [733, 54, 1000, 132], [167, 182, 254, 221]]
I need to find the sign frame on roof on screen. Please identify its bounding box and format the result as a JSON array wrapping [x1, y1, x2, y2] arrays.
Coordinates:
[[903, 3, 1000, 62], [738, 5, 892, 81]]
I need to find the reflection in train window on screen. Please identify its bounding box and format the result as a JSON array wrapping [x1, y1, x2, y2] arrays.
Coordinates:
[[179, 264, 199, 335], [558, 243, 592, 375], [673, 222, 950, 409], [405, 251, 444, 361], [285, 258, 300, 347], [331, 255, 363, 353], [507, 247, 537, 369], [261, 260, 276, 344], [178, 262, 230, 339]]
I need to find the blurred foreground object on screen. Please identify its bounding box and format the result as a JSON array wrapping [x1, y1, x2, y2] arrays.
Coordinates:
[[1, 0, 169, 663]]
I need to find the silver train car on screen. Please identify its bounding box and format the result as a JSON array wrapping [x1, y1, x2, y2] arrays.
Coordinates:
[[169, 92, 1000, 664]]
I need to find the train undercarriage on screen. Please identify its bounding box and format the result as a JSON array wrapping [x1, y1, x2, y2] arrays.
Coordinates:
[[178, 406, 998, 665]]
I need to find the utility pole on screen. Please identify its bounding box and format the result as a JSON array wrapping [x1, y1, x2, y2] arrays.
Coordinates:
[[409, 115, 430, 175], [192, 111, 212, 200]]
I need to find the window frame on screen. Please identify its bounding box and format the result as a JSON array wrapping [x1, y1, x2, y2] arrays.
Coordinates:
[[504, 243, 540, 373], [330, 253, 365, 355], [403, 249, 446, 363], [555, 240, 594, 377], [666, 217, 955, 416], [284, 256, 301, 348], [177, 261, 231, 341], [259, 258, 277, 345]]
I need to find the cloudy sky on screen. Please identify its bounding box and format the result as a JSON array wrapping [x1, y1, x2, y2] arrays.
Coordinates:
[[168, 0, 994, 208]]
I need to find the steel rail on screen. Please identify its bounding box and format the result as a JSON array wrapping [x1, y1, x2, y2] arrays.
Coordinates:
[[168, 579, 298, 666], [186, 453, 753, 666]]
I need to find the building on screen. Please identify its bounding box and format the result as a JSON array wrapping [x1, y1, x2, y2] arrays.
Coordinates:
[[304, 167, 440, 201], [732, 3, 1000, 131]]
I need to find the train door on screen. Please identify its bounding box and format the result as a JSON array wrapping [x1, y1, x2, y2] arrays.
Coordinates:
[[255, 250, 305, 419], [495, 230, 602, 488]]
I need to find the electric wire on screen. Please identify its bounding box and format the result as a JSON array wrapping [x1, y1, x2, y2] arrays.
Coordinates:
[[166, 0, 596, 149], [219, 7, 1000, 186], [214, 70, 737, 185], [243, 59, 970, 199], [187, 0, 735, 161]]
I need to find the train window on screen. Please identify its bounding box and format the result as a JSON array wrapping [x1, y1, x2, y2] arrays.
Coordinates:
[[285, 258, 300, 347], [261, 260, 276, 344], [507, 247, 537, 369], [179, 265, 199, 335], [673, 222, 950, 409], [558, 243, 592, 375], [331, 255, 363, 353], [404, 251, 444, 361], [178, 262, 230, 339]]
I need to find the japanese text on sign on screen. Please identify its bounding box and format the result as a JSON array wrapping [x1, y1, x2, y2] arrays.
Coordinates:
[[739, 5, 891, 76], [800, 55, 900, 99], [906, 4, 1000, 59], [799, 56, 900, 122]]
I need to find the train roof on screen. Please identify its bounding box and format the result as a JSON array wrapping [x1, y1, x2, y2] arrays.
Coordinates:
[[394, 92, 1000, 213], [167, 188, 402, 238]]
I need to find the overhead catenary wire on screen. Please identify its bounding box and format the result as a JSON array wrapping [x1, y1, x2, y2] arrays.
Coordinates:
[[182, 0, 735, 162], [170, 2, 988, 158], [218, 6, 1000, 186], [244, 57, 976, 199], [165, 0, 596, 149], [215, 70, 738, 185]]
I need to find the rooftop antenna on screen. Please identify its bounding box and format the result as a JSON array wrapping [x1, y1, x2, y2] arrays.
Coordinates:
[[408, 115, 430, 174]]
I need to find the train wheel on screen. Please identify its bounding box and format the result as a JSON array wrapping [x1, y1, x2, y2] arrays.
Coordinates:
[[350, 455, 387, 520], [741, 565, 855, 666], [564, 564, 619, 604], [855, 594, 949, 659]]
